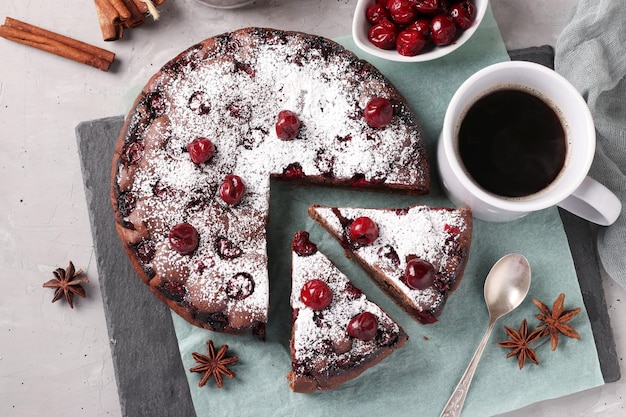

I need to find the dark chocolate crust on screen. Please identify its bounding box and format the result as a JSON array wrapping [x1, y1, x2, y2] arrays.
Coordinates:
[[287, 337, 408, 393]]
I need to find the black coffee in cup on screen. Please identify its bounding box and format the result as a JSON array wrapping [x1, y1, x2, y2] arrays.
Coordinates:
[[458, 87, 567, 198]]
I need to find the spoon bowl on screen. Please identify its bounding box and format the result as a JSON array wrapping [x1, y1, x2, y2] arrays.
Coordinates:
[[484, 254, 532, 319], [440, 254, 531, 417]]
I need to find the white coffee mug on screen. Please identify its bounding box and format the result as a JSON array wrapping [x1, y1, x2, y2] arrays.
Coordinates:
[[437, 61, 621, 225]]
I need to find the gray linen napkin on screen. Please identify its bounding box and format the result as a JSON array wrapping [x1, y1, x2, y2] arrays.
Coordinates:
[[555, 0, 626, 289]]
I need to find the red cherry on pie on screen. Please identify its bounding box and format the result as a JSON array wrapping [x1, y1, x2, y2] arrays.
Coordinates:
[[300, 279, 333, 310], [187, 137, 215, 164], [219, 174, 246, 205], [169, 223, 200, 255], [275, 110, 300, 140], [364, 97, 393, 128], [349, 216, 379, 246], [292, 231, 317, 256], [347, 311, 378, 341], [405, 258, 435, 290]]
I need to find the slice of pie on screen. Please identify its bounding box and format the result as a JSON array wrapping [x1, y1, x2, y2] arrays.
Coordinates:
[[288, 231, 408, 393], [308, 204, 472, 324]]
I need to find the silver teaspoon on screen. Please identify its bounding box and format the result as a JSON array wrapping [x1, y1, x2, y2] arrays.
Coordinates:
[[439, 253, 531, 417]]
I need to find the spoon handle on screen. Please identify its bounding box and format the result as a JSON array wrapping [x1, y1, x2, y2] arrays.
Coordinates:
[[439, 319, 496, 417]]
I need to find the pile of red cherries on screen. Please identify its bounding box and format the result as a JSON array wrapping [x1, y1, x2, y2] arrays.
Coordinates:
[[365, 0, 476, 56]]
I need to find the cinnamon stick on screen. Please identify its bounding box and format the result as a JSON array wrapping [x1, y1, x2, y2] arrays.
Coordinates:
[[131, 0, 149, 14], [121, 0, 146, 28], [93, 0, 165, 41], [0, 17, 115, 71], [109, 0, 132, 22], [94, 0, 124, 40]]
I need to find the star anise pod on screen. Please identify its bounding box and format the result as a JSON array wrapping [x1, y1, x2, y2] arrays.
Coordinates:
[[190, 340, 238, 388], [533, 293, 581, 351], [42, 261, 88, 308], [497, 319, 543, 369]]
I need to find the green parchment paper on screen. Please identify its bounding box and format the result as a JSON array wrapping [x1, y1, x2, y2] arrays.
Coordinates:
[[172, 6, 604, 417]]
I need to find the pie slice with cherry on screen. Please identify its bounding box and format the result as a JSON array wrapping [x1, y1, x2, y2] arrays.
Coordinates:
[[288, 231, 408, 393], [308, 204, 473, 324]]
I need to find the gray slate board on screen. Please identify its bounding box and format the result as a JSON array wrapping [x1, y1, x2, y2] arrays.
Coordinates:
[[75, 48, 619, 417], [76, 116, 197, 417]]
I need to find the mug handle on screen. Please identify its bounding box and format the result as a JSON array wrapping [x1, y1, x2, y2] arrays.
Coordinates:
[[557, 176, 622, 226]]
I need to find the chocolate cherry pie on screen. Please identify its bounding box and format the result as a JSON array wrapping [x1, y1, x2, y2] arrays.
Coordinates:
[[111, 28, 429, 338]]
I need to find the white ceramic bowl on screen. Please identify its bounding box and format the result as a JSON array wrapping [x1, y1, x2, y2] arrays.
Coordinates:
[[352, 0, 488, 62]]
